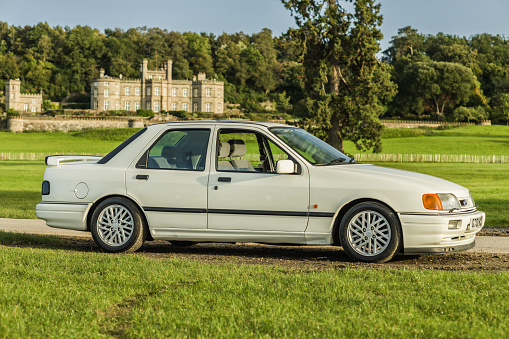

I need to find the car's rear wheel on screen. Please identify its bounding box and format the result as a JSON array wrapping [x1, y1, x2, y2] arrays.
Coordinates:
[[90, 197, 146, 253], [339, 202, 402, 263]]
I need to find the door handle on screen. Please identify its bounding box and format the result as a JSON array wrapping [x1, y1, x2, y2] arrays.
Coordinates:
[[218, 177, 231, 183], [136, 174, 149, 180]]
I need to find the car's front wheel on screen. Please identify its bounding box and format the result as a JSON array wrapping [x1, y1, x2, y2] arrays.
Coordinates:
[[339, 202, 402, 263], [90, 197, 146, 253]]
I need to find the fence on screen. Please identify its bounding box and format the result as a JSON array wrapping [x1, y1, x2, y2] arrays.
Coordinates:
[[0, 152, 106, 161], [3, 152, 509, 163], [352, 153, 509, 163]]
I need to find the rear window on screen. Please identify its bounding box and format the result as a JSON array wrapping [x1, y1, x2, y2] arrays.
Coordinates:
[[97, 128, 147, 164]]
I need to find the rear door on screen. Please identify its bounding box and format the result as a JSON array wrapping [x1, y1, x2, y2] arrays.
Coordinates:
[[126, 128, 212, 232]]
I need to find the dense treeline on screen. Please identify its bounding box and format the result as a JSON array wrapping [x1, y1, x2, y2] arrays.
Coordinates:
[[384, 26, 509, 123], [0, 22, 302, 113], [1, 21, 509, 122]]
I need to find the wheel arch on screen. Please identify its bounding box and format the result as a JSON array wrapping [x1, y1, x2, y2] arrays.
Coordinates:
[[86, 194, 153, 241], [331, 198, 402, 247]]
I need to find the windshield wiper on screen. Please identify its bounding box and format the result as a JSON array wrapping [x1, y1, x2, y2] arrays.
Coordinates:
[[314, 157, 347, 166]]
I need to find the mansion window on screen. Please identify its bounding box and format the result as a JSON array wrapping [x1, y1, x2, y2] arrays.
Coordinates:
[[155, 87, 160, 95], [182, 103, 188, 112], [125, 87, 131, 95], [146, 102, 151, 110], [206, 88, 211, 97], [104, 100, 109, 110], [193, 102, 198, 112], [104, 89, 109, 97], [171, 103, 177, 111], [193, 89, 198, 97], [94, 100, 98, 109], [32, 99, 37, 104], [205, 103, 211, 112], [115, 90, 119, 98], [172, 88, 177, 96], [31, 106, 37, 112], [135, 102, 140, 110], [183, 88, 188, 97], [163, 88, 167, 96], [94, 89, 98, 97], [217, 89, 222, 97], [104, 82, 109, 86], [125, 102, 131, 111], [135, 87, 140, 95], [24, 104, 29, 112], [147, 87, 151, 96], [154, 102, 160, 112]]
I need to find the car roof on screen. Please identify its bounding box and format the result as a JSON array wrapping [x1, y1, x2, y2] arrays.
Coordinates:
[[147, 120, 292, 129]]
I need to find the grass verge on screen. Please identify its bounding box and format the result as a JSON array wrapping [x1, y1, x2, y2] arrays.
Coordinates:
[[0, 233, 508, 337], [1, 161, 507, 226]]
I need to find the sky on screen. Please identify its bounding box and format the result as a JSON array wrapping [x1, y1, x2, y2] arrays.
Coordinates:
[[2, 0, 509, 52]]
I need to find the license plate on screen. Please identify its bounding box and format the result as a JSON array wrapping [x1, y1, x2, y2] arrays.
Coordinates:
[[470, 216, 483, 229]]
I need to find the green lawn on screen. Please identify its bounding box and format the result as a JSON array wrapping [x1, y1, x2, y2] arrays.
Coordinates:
[[2, 160, 506, 226], [0, 131, 121, 154], [344, 125, 509, 155], [0, 232, 508, 337]]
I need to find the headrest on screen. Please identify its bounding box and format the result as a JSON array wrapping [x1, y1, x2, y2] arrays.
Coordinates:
[[161, 145, 178, 160], [228, 139, 246, 157], [218, 142, 230, 158]]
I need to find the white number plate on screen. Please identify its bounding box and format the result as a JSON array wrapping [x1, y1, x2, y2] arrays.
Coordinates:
[[470, 216, 483, 229]]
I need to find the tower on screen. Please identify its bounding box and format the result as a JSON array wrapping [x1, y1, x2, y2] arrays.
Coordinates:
[[5, 79, 21, 111]]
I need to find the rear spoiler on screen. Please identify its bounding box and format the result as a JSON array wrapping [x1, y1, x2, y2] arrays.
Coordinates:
[[45, 155, 103, 166]]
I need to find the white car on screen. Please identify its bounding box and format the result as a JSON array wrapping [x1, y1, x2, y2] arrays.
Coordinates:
[[36, 121, 485, 262]]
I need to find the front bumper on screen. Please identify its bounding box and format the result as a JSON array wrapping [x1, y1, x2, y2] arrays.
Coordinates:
[[36, 202, 92, 231], [399, 210, 485, 255]]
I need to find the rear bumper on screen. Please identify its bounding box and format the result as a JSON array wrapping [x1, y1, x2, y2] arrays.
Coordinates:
[[36, 202, 92, 231], [399, 210, 485, 255]]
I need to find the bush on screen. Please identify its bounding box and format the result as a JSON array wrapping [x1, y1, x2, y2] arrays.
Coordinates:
[[452, 106, 488, 122], [136, 109, 154, 117], [6, 109, 20, 117]]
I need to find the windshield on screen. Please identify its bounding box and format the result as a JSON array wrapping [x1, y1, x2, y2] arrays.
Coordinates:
[[270, 127, 352, 165]]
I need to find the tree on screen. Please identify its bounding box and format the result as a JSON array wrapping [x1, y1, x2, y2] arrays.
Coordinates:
[[383, 26, 425, 63], [396, 61, 477, 120], [282, 0, 396, 153]]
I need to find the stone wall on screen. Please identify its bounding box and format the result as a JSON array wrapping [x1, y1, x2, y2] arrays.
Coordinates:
[[0, 117, 7, 130], [4, 117, 147, 133]]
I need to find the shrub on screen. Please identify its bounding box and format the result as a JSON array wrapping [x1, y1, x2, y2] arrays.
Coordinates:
[[136, 109, 154, 117]]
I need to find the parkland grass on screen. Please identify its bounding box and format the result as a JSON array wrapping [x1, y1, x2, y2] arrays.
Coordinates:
[[1, 126, 509, 225], [0, 232, 508, 338], [344, 125, 509, 156]]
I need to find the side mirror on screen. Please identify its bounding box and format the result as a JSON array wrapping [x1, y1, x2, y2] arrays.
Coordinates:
[[276, 159, 295, 174]]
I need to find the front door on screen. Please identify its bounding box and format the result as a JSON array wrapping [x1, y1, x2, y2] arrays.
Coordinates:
[[207, 127, 310, 237], [126, 128, 212, 234]]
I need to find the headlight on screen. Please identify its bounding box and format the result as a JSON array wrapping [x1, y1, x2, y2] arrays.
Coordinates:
[[422, 193, 460, 211]]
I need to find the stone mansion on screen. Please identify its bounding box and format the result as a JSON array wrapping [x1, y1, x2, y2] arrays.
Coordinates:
[[91, 59, 224, 114]]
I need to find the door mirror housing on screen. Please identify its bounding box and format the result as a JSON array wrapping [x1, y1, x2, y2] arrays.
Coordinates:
[[276, 159, 295, 174]]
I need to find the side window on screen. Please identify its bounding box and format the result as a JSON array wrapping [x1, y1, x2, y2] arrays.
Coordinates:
[[143, 129, 210, 171], [216, 130, 290, 173]]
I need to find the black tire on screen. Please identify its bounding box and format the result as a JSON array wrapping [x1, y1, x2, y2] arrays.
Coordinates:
[[339, 202, 402, 263], [90, 197, 146, 253]]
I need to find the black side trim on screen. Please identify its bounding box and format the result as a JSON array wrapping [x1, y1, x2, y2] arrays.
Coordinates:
[[208, 209, 308, 217], [143, 207, 207, 214], [38, 202, 90, 206], [309, 212, 335, 218], [98, 128, 147, 164], [142, 207, 335, 218]]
